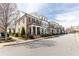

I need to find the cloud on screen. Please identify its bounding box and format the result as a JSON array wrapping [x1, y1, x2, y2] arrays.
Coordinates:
[[17, 3, 46, 13], [26, 3, 45, 13], [55, 10, 79, 28]]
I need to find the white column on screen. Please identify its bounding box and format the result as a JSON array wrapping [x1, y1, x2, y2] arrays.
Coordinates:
[[31, 26, 33, 35], [35, 26, 37, 35], [40, 27, 42, 35], [44, 29, 45, 34]]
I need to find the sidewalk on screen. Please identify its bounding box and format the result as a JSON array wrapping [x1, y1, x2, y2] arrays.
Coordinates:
[[0, 36, 44, 48]]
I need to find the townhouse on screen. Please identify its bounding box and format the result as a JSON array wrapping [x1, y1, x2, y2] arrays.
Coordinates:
[[15, 11, 49, 37], [48, 21, 58, 35], [30, 13, 49, 35], [48, 21, 65, 35]]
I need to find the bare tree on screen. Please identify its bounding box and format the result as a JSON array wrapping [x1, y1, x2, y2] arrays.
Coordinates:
[[0, 3, 17, 40]]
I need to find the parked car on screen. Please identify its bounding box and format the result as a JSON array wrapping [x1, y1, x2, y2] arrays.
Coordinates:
[[0, 32, 9, 39]]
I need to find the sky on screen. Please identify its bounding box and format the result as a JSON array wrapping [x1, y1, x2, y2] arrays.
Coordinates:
[[17, 3, 79, 28]]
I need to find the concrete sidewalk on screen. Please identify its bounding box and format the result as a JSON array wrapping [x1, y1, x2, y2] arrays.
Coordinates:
[[0, 36, 44, 48]]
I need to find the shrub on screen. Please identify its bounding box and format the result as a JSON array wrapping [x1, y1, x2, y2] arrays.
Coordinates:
[[41, 34, 47, 37], [28, 35, 35, 39], [41, 34, 52, 37], [14, 33, 18, 37], [21, 35, 26, 38], [9, 28, 11, 35], [21, 27, 25, 37], [11, 33, 15, 36], [7, 33, 9, 37]]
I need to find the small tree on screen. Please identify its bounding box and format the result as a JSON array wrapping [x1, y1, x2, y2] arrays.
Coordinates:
[[9, 28, 11, 35], [21, 27, 25, 37], [12, 28, 15, 35], [13, 29, 15, 33], [0, 3, 17, 40]]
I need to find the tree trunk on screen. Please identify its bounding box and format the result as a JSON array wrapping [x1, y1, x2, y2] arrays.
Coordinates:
[[5, 29, 7, 40]]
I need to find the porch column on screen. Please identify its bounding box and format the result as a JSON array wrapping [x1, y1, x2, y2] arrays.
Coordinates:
[[40, 27, 42, 35], [35, 26, 37, 35], [31, 26, 33, 35]]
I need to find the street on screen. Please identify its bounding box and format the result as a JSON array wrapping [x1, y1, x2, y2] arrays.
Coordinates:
[[0, 33, 79, 56]]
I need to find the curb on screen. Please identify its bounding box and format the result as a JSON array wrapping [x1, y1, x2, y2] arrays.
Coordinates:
[[0, 38, 43, 47]]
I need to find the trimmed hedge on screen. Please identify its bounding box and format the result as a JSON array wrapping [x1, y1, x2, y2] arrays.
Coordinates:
[[21, 27, 25, 37], [14, 33, 18, 37], [28, 35, 35, 39]]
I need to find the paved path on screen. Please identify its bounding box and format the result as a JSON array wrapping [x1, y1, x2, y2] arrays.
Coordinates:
[[0, 33, 79, 56]]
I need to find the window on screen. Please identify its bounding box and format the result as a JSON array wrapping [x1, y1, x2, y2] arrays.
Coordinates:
[[39, 21, 41, 25], [28, 17, 30, 22], [41, 23, 43, 26], [29, 27, 31, 35], [37, 27, 40, 35], [36, 20, 40, 25], [33, 27, 36, 35], [22, 18, 25, 23], [32, 18, 35, 23]]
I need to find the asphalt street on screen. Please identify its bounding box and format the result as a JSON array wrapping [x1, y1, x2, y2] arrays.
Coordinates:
[[0, 33, 78, 56]]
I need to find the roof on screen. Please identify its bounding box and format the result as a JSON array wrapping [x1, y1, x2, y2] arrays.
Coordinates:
[[29, 12, 48, 22], [16, 10, 49, 24]]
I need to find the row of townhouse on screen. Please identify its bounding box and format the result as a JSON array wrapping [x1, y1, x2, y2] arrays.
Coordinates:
[[48, 21, 65, 35], [14, 10, 65, 37]]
